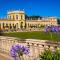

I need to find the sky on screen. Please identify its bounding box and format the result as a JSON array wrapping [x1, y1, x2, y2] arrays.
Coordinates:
[[0, 0, 60, 18]]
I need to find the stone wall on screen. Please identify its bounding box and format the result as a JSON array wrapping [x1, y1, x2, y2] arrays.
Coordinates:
[[0, 36, 60, 60]]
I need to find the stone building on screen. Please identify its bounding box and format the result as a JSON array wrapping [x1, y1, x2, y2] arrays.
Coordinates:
[[0, 10, 58, 31]]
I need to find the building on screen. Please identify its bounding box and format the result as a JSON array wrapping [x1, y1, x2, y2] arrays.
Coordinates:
[[0, 10, 58, 31]]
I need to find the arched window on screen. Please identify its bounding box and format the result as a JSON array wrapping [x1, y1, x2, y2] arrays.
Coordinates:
[[20, 22, 23, 29], [6, 23, 8, 27], [9, 23, 12, 29], [9, 23, 11, 26], [13, 23, 14, 26], [16, 23, 18, 28], [13, 23, 16, 29], [3, 23, 5, 28]]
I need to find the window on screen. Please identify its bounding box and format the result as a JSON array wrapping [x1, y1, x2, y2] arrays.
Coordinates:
[[21, 15, 23, 19], [8, 16, 9, 19], [10, 16, 11, 19], [28, 23, 29, 27], [13, 15, 14, 20], [16, 15, 18, 20]]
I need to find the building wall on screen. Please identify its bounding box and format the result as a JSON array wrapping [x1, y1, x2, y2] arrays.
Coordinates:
[[26, 17, 57, 28], [0, 11, 58, 30], [0, 20, 20, 30]]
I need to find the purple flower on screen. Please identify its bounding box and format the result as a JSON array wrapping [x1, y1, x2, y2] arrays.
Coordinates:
[[51, 26, 58, 32], [44, 26, 51, 32], [44, 26, 49, 32], [10, 45, 29, 60], [44, 26, 60, 34]]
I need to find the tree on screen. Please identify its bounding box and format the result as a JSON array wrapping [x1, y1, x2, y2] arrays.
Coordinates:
[[25, 14, 29, 19], [57, 18, 60, 24]]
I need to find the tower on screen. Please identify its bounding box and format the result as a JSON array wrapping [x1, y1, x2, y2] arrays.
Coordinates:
[[7, 10, 25, 20], [7, 10, 26, 29]]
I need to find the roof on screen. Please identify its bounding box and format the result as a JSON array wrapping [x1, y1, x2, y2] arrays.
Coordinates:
[[25, 16, 42, 20], [7, 10, 25, 14]]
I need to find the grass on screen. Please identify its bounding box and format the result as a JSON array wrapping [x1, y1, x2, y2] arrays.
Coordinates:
[[3, 31, 60, 41]]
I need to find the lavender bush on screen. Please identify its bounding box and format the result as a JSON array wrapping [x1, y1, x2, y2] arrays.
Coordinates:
[[10, 44, 29, 60]]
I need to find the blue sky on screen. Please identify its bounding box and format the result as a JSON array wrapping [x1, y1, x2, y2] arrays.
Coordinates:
[[0, 0, 60, 18]]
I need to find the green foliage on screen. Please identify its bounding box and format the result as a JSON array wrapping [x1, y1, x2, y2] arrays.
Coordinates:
[[3, 32, 60, 41], [0, 30, 4, 36], [39, 48, 60, 60], [57, 18, 60, 24], [53, 49, 60, 60]]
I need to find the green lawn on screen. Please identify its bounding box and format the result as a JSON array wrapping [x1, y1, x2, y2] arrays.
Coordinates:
[[3, 31, 60, 41]]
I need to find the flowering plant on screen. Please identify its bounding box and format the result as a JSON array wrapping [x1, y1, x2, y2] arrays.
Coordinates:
[[10, 44, 29, 60], [44, 25, 60, 40], [45, 26, 59, 33]]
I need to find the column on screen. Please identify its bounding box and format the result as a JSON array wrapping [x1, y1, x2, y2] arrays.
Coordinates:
[[28, 43, 35, 60], [34, 44, 40, 60]]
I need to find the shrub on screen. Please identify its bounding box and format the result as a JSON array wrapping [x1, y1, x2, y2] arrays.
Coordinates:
[[39, 48, 60, 60], [0, 30, 4, 36]]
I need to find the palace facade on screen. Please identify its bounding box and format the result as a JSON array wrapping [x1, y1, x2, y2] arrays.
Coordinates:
[[0, 10, 58, 31]]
